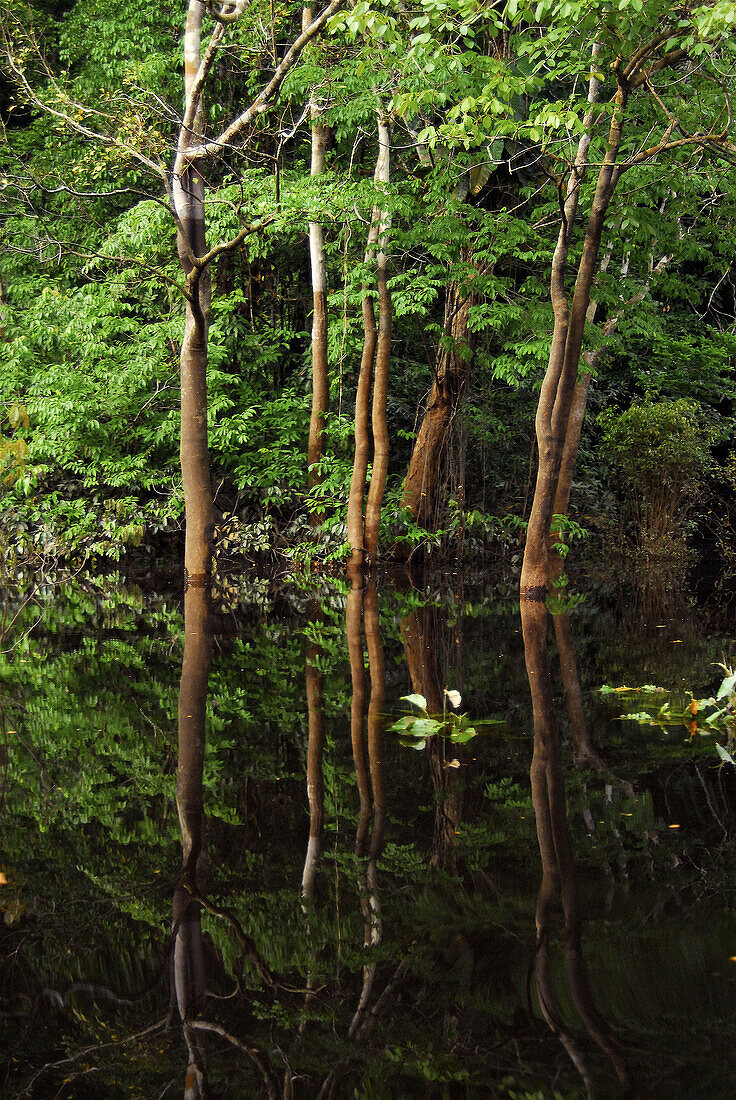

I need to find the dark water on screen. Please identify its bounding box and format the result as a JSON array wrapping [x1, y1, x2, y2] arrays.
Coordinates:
[[2, 575, 736, 1098]]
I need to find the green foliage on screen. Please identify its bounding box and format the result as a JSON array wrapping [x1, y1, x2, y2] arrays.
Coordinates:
[[389, 689, 479, 751]]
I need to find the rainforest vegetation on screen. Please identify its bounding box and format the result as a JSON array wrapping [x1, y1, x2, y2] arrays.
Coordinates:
[[6, 4, 736, 1098], [1, 0, 736, 592]]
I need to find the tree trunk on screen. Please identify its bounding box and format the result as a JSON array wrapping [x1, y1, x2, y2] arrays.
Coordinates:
[[175, 0, 214, 585], [363, 115, 392, 558], [304, 6, 330, 521], [347, 112, 390, 574], [402, 249, 477, 530]]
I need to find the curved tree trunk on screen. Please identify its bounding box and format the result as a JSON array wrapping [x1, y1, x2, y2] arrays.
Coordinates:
[[401, 251, 477, 530]]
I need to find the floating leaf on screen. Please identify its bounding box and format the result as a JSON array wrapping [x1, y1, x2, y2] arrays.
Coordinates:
[[450, 728, 477, 743], [401, 693, 427, 710]]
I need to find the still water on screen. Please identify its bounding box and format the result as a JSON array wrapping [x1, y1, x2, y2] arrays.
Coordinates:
[[2, 575, 736, 1098]]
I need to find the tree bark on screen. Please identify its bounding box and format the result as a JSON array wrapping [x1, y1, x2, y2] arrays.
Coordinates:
[[175, 0, 214, 584], [363, 114, 392, 558], [401, 249, 478, 530], [304, 7, 330, 522], [347, 113, 391, 574]]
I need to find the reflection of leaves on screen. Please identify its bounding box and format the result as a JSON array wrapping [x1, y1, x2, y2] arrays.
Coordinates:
[[450, 729, 476, 744], [716, 743, 736, 766]]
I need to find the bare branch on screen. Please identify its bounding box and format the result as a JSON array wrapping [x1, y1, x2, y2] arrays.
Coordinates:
[[187, 0, 346, 160]]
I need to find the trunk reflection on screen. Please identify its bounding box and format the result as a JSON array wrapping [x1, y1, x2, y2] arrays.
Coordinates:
[[347, 579, 386, 1037], [172, 581, 212, 1097], [301, 598, 326, 905], [400, 603, 464, 869], [522, 596, 632, 1097]]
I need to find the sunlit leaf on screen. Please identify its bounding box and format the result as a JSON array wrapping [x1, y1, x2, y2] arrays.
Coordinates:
[[401, 693, 427, 710]]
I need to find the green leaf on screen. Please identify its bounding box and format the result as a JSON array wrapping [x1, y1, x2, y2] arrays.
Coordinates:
[[716, 742, 736, 766], [402, 693, 427, 710], [716, 673, 736, 700]]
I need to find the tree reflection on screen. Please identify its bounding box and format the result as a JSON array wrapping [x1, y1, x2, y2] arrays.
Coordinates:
[[347, 578, 386, 1037], [172, 580, 212, 1097], [301, 598, 326, 905], [522, 595, 632, 1097], [400, 602, 464, 868]]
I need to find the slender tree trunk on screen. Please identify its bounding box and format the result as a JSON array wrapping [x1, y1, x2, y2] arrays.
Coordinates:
[[175, 0, 214, 584], [346, 259, 378, 576], [401, 249, 478, 530], [304, 6, 330, 521], [364, 115, 392, 557], [347, 112, 391, 574], [549, 245, 670, 768]]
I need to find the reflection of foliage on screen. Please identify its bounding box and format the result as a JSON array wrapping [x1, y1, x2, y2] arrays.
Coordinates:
[[5, 583, 736, 1096], [389, 689, 479, 751]]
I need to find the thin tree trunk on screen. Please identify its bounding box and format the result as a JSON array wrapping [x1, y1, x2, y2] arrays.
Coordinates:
[[364, 115, 392, 557], [304, 6, 330, 521], [175, 0, 214, 584], [549, 245, 671, 768], [401, 249, 478, 530], [346, 250, 378, 576], [347, 111, 390, 574]]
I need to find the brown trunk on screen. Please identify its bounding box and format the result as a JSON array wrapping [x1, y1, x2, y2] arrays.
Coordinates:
[[347, 111, 390, 575], [175, 0, 214, 584], [549, 245, 669, 769], [363, 115, 392, 558], [402, 251, 477, 530], [304, 6, 330, 519], [346, 276, 377, 576]]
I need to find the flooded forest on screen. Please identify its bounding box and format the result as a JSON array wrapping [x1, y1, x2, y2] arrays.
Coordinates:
[[4, 0, 736, 1097]]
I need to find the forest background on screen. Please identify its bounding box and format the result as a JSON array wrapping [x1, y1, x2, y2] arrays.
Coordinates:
[[2, 0, 736, 595]]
